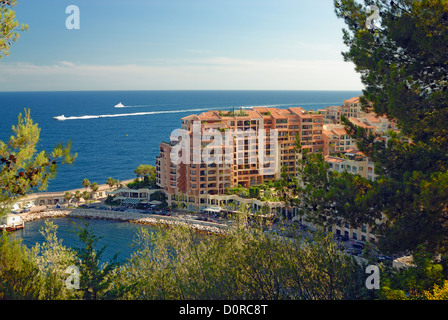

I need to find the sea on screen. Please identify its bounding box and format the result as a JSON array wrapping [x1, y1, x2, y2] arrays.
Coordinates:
[[0, 90, 361, 192], [9, 217, 157, 263], [1, 90, 361, 258]]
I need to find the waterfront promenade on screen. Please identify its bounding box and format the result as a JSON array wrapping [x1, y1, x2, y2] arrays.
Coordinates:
[[18, 208, 228, 235]]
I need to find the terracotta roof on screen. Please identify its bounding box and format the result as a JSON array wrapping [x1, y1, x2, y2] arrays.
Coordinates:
[[198, 111, 221, 121], [362, 115, 382, 123], [324, 156, 344, 163], [344, 96, 360, 104], [181, 114, 200, 121], [288, 107, 314, 118], [348, 117, 375, 129], [332, 128, 348, 136], [343, 148, 365, 156]]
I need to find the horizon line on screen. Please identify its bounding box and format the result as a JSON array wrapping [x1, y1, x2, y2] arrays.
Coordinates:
[[0, 89, 364, 93]]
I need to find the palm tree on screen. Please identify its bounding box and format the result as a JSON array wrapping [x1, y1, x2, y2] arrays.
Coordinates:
[[106, 177, 115, 189], [82, 178, 90, 190], [82, 190, 91, 203], [64, 192, 73, 205], [90, 182, 99, 199], [74, 190, 82, 207]]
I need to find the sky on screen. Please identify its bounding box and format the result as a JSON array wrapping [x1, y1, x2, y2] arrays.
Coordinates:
[[0, 0, 363, 91]]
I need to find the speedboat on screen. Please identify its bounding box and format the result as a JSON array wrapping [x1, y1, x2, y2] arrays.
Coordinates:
[[53, 115, 67, 121]]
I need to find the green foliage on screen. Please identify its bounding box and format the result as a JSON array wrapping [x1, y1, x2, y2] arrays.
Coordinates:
[[0, 0, 28, 58], [0, 110, 76, 216], [90, 182, 99, 193], [0, 207, 373, 300], [82, 178, 90, 189], [112, 211, 370, 300], [134, 164, 155, 179], [334, 0, 448, 257], [64, 191, 73, 203], [74, 190, 82, 205], [72, 222, 120, 300], [81, 190, 91, 202], [106, 177, 116, 188], [0, 230, 42, 299], [379, 246, 446, 300], [128, 164, 157, 189], [248, 186, 260, 198], [294, 151, 380, 230], [150, 190, 167, 207], [31, 221, 77, 299]]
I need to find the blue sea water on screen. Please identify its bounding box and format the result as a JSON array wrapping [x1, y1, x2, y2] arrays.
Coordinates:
[[10, 217, 158, 263], [2, 90, 362, 263], [0, 90, 361, 192]]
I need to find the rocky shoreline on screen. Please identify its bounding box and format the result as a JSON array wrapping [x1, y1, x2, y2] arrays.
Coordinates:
[[18, 208, 229, 235]]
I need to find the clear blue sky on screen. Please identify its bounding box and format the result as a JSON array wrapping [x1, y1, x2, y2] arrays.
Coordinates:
[[0, 0, 363, 91]]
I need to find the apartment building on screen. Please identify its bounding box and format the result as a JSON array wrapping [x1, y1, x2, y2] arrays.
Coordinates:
[[320, 105, 341, 124], [324, 148, 377, 181], [156, 106, 324, 210], [340, 96, 371, 119], [322, 124, 355, 156], [322, 148, 379, 243]]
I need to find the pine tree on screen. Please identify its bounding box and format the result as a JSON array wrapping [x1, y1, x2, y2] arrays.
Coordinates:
[[334, 0, 448, 257]]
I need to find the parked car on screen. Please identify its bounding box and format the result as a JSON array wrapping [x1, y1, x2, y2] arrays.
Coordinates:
[[352, 240, 365, 250]]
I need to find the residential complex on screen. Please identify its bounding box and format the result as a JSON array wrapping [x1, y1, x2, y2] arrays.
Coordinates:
[[156, 106, 324, 210], [155, 97, 397, 242]]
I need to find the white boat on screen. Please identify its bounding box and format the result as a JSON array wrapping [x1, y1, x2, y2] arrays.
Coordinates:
[[114, 102, 125, 108], [53, 115, 67, 121]]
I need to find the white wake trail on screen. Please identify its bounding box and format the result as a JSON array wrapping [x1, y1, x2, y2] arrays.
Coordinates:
[[53, 107, 217, 121]]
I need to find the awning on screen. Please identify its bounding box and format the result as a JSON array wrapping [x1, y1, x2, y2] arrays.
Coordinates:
[[121, 198, 141, 205], [203, 207, 222, 213]]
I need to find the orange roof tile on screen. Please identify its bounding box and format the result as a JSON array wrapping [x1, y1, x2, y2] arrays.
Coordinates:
[[181, 114, 200, 121], [348, 117, 374, 129], [344, 96, 360, 104], [332, 128, 348, 136]]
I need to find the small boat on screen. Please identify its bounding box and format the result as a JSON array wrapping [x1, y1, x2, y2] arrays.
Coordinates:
[[114, 102, 125, 108], [0, 214, 24, 231], [53, 115, 67, 121]]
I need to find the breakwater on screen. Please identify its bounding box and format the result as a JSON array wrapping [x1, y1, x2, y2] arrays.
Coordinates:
[[18, 208, 228, 235]]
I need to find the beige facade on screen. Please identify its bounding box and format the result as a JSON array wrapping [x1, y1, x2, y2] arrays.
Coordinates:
[[156, 106, 324, 210], [325, 149, 377, 181], [322, 124, 355, 156]]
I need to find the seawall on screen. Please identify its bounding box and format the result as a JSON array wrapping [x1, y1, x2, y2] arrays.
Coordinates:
[[18, 208, 228, 235]]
